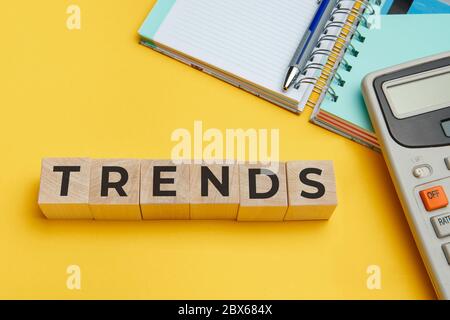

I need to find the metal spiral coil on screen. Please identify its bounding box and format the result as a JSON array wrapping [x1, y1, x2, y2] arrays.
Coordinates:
[[294, 0, 379, 103]]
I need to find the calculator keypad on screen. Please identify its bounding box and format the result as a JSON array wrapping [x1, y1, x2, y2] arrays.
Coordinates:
[[415, 167, 450, 267]]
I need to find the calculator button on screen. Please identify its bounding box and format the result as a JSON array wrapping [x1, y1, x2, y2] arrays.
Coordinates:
[[445, 158, 450, 170], [412, 166, 431, 178], [431, 213, 450, 238], [419, 186, 448, 211], [443, 243, 450, 265]]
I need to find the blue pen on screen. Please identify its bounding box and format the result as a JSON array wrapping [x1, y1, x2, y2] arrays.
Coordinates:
[[283, 0, 335, 91]]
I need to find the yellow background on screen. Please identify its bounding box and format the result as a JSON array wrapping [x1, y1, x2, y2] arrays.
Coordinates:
[[0, 1, 436, 299]]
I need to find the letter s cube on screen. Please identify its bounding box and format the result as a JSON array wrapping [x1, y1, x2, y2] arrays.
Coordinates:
[[285, 160, 337, 220]]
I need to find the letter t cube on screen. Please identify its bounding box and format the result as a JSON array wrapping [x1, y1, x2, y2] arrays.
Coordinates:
[[38, 158, 92, 219]]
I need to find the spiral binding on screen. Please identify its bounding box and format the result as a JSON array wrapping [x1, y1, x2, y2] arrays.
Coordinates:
[[294, 0, 381, 102]]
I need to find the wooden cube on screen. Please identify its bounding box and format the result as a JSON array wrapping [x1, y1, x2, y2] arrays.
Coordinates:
[[285, 160, 337, 220], [38, 158, 92, 219], [237, 162, 288, 221], [89, 159, 142, 220], [140, 160, 190, 220], [190, 163, 239, 220]]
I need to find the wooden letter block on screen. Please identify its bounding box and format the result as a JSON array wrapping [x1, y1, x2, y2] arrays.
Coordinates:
[[237, 162, 288, 221], [38, 158, 92, 219], [190, 163, 239, 220], [140, 160, 190, 220], [89, 159, 141, 220], [285, 160, 337, 220]]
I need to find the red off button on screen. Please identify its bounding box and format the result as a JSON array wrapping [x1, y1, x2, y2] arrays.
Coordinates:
[[419, 186, 448, 211]]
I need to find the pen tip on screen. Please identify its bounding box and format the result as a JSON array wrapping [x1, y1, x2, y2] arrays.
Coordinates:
[[283, 66, 300, 91]]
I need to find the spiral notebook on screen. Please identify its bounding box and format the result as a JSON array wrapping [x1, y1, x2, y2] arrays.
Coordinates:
[[138, 0, 361, 113], [310, 13, 450, 150]]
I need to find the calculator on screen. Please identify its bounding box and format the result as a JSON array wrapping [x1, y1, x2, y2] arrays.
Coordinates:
[[362, 51, 450, 299]]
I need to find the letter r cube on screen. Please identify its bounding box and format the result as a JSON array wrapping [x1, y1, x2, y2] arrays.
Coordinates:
[[89, 159, 141, 220]]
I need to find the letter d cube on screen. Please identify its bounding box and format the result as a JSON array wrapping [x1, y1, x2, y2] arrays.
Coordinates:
[[237, 162, 288, 221]]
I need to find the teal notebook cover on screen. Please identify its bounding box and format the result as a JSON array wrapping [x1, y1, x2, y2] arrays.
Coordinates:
[[318, 14, 450, 135], [138, 0, 176, 46]]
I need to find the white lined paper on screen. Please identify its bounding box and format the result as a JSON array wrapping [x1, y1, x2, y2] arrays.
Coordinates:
[[153, 0, 320, 103]]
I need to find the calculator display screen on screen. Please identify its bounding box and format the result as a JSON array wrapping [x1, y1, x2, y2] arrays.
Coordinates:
[[384, 68, 450, 119]]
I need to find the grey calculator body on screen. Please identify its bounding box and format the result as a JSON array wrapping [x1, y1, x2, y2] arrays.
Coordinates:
[[362, 51, 450, 299]]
